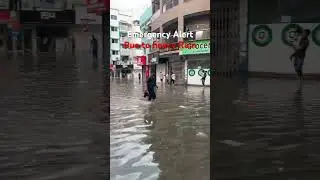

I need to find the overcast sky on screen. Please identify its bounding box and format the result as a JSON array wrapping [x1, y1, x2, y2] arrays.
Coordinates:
[[111, 0, 151, 19]]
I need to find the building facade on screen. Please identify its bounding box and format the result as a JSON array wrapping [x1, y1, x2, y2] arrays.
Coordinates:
[[110, 8, 143, 77], [150, 0, 210, 86], [16, 0, 75, 56]]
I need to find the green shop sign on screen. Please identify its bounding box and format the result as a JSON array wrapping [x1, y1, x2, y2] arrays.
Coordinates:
[[312, 24, 320, 46], [281, 24, 303, 46], [179, 40, 210, 55], [252, 25, 272, 47]]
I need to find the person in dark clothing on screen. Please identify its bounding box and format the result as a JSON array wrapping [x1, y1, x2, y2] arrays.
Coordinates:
[[71, 36, 75, 56], [138, 73, 141, 82], [290, 29, 310, 80], [146, 74, 157, 101], [201, 71, 207, 86], [90, 35, 98, 62]]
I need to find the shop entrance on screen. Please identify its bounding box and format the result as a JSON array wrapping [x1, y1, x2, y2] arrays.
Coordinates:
[[36, 26, 69, 53]]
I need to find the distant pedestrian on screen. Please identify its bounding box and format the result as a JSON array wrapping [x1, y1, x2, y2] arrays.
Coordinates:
[[71, 36, 75, 56], [171, 72, 176, 85], [166, 73, 169, 84], [160, 72, 164, 82], [201, 71, 207, 86], [138, 73, 141, 82], [90, 35, 98, 62]]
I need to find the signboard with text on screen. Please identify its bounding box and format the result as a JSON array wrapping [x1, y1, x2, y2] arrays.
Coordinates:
[[20, 10, 75, 24], [179, 40, 210, 55], [86, 0, 109, 14]]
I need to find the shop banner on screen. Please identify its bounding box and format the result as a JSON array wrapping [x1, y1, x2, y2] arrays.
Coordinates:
[[85, 0, 109, 14], [187, 68, 210, 86], [179, 40, 210, 55], [20, 10, 75, 24]]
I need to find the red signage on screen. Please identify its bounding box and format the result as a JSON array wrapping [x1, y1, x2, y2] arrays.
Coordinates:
[[85, 0, 109, 14], [136, 56, 147, 66]]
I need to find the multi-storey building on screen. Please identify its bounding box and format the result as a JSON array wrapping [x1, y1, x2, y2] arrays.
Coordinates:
[[110, 8, 143, 77], [150, 0, 210, 86], [110, 8, 120, 66]]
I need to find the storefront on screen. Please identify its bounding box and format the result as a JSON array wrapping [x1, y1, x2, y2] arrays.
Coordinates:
[[19, 10, 75, 54], [180, 39, 210, 86]]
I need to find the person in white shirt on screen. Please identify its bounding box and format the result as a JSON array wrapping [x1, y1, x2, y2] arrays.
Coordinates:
[[166, 73, 169, 84], [171, 72, 176, 85]]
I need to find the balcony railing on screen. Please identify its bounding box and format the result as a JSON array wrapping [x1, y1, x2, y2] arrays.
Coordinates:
[[159, 38, 179, 53]]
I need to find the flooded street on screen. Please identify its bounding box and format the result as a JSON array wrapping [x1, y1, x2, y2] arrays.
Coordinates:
[[110, 79, 210, 180], [0, 55, 107, 180], [212, 78, 320, 179]]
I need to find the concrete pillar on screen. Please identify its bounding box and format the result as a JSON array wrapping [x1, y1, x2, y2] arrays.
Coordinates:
[[159, 0, 163, 14], [31, 28, 37, 56], [177, 15, 184, 41]]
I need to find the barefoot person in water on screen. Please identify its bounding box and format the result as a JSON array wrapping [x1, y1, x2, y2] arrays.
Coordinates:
[[290, 29, 310, 80]]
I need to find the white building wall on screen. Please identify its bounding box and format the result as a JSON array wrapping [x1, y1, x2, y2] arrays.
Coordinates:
[[110, 9, 120, 62]]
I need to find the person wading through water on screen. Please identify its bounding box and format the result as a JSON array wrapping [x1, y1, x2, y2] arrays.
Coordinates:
[[90, 35, 98, 65], [290, 29, 310, 80], [138, 73, 141, 83], [146, 74, 157, 101], [201, 71, 207, 86]]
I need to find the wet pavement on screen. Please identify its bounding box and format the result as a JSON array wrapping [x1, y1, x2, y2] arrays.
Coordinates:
[[0, 54, 107, 180], [3, 54, 320, 180], [212, 77, 320, 179], [110, 79, 210, 180]]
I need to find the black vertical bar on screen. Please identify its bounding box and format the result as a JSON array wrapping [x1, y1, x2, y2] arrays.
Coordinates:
[[210, 0, 214, 179], [101, 11, 110, 178]]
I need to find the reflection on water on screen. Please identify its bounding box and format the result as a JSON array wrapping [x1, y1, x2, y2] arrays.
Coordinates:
[[111, 79, 210, 180], [212, 78, 320, 179], [0, 55, 107, 179]]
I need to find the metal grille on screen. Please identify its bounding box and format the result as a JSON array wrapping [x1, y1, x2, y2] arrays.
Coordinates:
[[212, 1, 240, 77]]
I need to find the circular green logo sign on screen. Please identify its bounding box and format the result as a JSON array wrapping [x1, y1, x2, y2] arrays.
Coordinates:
[[188, 69, 195, 76], [198, 69, 206, 77], [281, 24, 303, 46], [252, 25, 273, 47], [312, 24, 320, 46]]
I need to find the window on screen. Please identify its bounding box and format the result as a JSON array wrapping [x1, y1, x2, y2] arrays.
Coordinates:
[[112, 50, 119, 55], [111, 15, 117, 20], [112, 39, 118, 43], [111, 26, 118, 31]]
